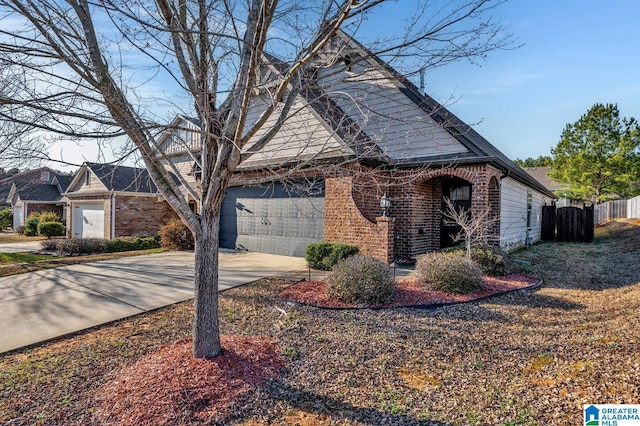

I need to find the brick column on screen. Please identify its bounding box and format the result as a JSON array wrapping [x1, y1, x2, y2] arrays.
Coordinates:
[[374, 216, 395, 263]]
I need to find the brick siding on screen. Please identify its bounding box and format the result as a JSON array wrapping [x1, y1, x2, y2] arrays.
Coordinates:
[[324, 176, 394, 262], [114, 195, 177, 237]]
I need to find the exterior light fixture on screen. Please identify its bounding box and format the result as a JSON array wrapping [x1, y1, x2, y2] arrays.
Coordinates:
[[380, 192, 391, 217]]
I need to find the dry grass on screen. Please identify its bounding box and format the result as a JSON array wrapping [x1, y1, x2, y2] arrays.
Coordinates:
[[1, 220, 639, 425], [0, 233, 46, 244]]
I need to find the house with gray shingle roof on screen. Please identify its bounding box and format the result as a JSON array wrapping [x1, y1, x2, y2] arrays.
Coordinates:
[[155, 31, 555, 260], [63, 163, 177, 239], [5, 168, 71, 230]]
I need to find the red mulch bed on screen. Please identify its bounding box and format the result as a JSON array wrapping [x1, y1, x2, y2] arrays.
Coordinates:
[[279, 274, 540, 309], [95, 335, 284, 425]]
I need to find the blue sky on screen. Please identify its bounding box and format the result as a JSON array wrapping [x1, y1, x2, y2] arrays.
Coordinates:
[[397, 0, 640, 161]]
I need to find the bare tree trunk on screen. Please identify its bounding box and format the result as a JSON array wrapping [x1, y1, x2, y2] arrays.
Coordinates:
[[193, 211, 221, 358]]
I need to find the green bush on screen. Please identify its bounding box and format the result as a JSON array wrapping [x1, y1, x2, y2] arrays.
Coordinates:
[[416, 251, 484, 294], [107, 236, 160, 252], [0, 208, 12, 230], [306, 242, 359, 271], [24, 218, 39, 236], [37, 221, 66, 238], [159, 218, 194, 250], [326, 254, 395, 305]]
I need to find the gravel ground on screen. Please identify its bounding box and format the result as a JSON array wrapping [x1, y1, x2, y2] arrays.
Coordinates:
[[1, 219, 639, 426]]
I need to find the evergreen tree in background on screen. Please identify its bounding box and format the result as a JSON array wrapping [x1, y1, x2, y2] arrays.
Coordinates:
[[551, 103, 640, 203]]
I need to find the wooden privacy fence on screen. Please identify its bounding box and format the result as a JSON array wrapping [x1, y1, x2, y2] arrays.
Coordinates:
[[541, 204, 594, 243], [594, 200, 627, 225], [593, 195, 640, 225], [629, 195, 640, 219]]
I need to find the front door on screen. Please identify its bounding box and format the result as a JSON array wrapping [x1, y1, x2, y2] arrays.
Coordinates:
[[441, 178, 472, 249]]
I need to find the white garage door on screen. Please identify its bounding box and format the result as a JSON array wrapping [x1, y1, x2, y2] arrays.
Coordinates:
[[74, 204, 105, 238], [13, 206, 24, 229]]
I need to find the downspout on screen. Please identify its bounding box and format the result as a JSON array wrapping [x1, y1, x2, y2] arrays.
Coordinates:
[[111, 191, 116, 239]]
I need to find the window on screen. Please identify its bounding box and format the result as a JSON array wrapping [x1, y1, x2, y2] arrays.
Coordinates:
[[85, 171, 91, 186], [526, 192, 533, 228], [449, 184, 471, 201]]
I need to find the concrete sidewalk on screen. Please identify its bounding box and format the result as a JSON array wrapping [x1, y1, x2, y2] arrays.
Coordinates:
[[0, 250, 318, 354]]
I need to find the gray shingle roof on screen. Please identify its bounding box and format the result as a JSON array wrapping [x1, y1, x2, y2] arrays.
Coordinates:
[[85, 163, 159, 193], [523, 167, 569, 193], [14, 181, 64, 202]]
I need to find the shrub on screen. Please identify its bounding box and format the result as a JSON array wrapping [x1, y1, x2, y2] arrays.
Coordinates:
[[37, 221, 65, 238], [470, 246, 517, 276], [159, 219, 194, 250], [306, 242, 359, 271], [40, 239, 58, 251], [56, 238, 109, 254], [36, 211, 63, 223], [0, 208, 12, 230], [326, 254, 395, 305], [24, 218, 39, 236], [442, 245, 516, 277], [107, 236, 160, 252], [416, 251, 484, 294]]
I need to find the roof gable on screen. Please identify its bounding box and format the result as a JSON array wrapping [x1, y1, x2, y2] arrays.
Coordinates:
[[66, 163, 160, 195], [239, 90, 359, 168], [312, 30, 555, 196]]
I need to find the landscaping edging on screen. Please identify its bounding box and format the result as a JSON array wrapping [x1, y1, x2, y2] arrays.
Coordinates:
[[279, 276, 543, 311]]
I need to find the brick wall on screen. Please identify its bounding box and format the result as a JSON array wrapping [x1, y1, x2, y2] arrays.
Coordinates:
[[324, 176, 394, 262], [114, 195, 178, 237], [386, 164, 502, 260], [25, 203, 64, 219]]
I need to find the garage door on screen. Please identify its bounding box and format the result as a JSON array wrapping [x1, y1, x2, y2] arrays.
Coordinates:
[[74, 204, 105, 238], [220, 184, 324, 257]]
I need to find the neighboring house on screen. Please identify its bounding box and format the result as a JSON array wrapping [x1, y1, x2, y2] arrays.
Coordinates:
[[156, 31, 555, 260], [523, 166, 573, 207], [5, 167, 72, 230], [64, 163, 177, 239]]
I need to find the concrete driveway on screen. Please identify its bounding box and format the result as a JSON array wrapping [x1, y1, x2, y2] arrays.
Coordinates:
[[0, 249, 317, 353]]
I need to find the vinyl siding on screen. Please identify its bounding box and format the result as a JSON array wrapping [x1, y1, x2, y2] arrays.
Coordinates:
[[500, 177, 550, 250], [241, 96, 354, 168], [316, 60, 470, 161], [67, 169, 108, 194]]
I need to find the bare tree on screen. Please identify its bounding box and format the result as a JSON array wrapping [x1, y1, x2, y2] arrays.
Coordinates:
[[442, 197, 498, 258], [0, 65, 48, 170], [0, 0, 514, 358]]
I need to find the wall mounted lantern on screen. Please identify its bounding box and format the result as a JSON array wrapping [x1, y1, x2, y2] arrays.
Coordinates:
[[380, 192, 391, 217]]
